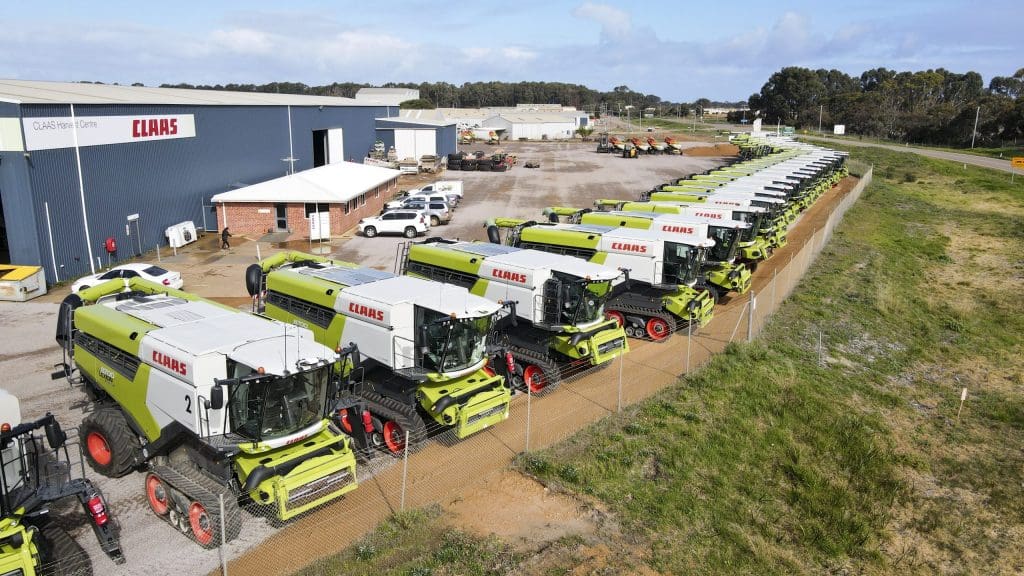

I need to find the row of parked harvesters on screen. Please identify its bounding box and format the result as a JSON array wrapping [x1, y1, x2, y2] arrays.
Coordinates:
[[38, 136, 846, 566]]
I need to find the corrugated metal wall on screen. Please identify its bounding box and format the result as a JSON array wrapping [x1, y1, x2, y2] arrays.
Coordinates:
[[11, 102, 392, 283], [0, 102, 45, 272], [436, 125, 456, 158]]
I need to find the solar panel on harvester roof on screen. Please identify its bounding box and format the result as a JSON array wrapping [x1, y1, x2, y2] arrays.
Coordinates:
[[299, 266, 395, 286], [449, 242, 520, 257], [566, 224, 616, 234]]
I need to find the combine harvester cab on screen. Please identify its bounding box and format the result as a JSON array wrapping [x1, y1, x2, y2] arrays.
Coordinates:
[[401, 239, 628, 392], [0, 390, 124, 574], [53, 278, 359, 546], [488, 218, 715, 341], [594, 199, 774, 265], [549, 207, 753, 301], [247, 251, 511, 454]]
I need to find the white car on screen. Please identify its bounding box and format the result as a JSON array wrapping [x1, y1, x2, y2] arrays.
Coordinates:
[[385, 193, 454, 211], [358, 210, 429, 238], [72, 263, 183, 293]]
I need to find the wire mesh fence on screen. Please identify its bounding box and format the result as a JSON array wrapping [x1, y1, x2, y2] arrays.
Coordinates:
[[65, 168, 871, 576]]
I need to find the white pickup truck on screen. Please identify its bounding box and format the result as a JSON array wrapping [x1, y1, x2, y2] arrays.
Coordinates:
[[393, 180, 463, 207]]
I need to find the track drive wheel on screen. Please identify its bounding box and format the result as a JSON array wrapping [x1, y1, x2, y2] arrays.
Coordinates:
[[360, 390, 428, 456], [510, 349, 561, 395], [79, 408, 141, 478], [150, 463, 243, 548], [645, 314, 677, 342], [605, 309, 625, 328]]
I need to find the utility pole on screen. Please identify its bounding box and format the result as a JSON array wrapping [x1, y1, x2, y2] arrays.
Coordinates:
[[818, 104, 823, 134], [971, 105, 980, 148]]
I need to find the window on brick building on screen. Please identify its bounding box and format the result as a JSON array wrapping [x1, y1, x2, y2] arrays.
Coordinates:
[[359, 193, 366, 206]]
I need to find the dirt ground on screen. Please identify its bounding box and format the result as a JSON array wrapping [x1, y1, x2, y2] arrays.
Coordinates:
[[3, 140, 859, 576]]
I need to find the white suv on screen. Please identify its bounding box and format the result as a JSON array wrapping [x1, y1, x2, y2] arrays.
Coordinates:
[[359, 210, 429, 238]]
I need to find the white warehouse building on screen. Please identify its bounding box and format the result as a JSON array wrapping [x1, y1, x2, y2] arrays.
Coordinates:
[[481, 113, 579, 140]]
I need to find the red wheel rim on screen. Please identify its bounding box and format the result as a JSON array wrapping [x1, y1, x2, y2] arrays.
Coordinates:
[[605, 310, 625, 328], [337, 408, 353, 434], [189, 501, 214, 545], [523, 365, 547, 393], [382, 421, 405, 454], [645, 317, 670, 341], [146, 474, 169, 516], [86, 432, 112, 466], [482, 366, 496, 377]]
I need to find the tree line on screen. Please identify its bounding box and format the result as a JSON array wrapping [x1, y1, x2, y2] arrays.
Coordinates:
[[745, 67, 1024, 147], [156, 80, 743, 117]]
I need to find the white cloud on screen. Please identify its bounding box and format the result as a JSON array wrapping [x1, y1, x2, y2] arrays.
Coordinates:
[[502, 47, 537, 62], [572, 2, 633, 42], [210, 28, 274, 55]]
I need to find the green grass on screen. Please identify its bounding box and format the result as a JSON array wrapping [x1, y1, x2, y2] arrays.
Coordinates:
[[293, 146, 1024, 575], [801, 133, 1024, 160], [294, 506, 519, 576]]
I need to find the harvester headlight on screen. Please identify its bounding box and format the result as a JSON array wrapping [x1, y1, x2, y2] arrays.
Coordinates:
[[0, 423, 9, 433], [257, 366, 266, 375]]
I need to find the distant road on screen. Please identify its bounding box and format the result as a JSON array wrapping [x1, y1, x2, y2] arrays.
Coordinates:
[[802, 136, 1016, 173]]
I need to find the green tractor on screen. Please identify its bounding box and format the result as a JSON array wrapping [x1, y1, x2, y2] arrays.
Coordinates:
[[54, 278, 360, 547], [0, 389, 124, 575]]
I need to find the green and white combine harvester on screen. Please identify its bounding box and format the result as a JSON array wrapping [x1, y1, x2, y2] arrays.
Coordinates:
[[592, 199, 775, 264], [54, 278, 360, 547], [544, 206, 753, 301], [0, 389, 124, 576], [399, 239, 629, 391], [484, 218, 716, 340], [246, 251, 513, 455]]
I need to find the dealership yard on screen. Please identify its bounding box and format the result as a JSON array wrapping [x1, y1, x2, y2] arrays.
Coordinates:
[[3, 139, 792, 575]]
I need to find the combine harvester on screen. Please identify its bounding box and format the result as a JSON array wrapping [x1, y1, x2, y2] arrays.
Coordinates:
[[629, 137, 651, 154], [54, 278, 360, 547], [485, 218, 715, 341], [400, 240, 628, 391], [646, 137, 667, 153], [664, 136, 685, 153], [246, 251, 513, 454], [642, 188, 790, 251], [607, 136, 626, 153], [545, 206, 752, 301], [593, 199, 775, 265]]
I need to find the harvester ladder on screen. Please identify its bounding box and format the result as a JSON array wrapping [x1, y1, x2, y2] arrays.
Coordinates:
[[395, 242, 411, 275]]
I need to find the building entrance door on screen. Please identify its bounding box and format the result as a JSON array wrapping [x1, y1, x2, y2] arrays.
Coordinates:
[[275, 203, 288, 231]]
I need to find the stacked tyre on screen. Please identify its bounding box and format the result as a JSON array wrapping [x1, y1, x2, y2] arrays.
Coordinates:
[[447, 152, 463, 171], [477, 158, 493, 172], [462, 158, 477, 171]]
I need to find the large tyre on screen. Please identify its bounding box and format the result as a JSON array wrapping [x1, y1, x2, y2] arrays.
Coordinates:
[[39, 525, 92, 576], [363, 226, 377, 238], [403, 226, 417, 239], [429, 215, 440, 227], [79, 408, 140, 478]]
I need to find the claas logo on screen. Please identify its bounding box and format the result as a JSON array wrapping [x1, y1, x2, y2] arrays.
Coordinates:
[[611, 242, 647, 253], [152, 351, 187, 376], [492, 269, 527, 283], [693, 212, 722, 219], [660, 225, 695, 234], [133, 118, 178, 138], [348, 302, 385, 321]]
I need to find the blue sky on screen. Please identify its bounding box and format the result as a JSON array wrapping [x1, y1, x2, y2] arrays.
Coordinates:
[[1, 1, 1020, 101]]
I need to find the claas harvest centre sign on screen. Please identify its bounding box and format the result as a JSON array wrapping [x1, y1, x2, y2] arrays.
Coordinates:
[[22, 114, 196, 151]]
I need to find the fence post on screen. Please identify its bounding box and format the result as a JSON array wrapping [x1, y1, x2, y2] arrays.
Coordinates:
[[747, 290, 756, 342], [685, 320, 692, 373], [771, 267, 777, 309], [616, 352, 623, 412], [525, 385, 532, 453], [256, 242, 261, 261], [818, 330, 823, 366], [400, 430, 410, 511], [156, 244, 161, 262], [219, 493, 228, 576]]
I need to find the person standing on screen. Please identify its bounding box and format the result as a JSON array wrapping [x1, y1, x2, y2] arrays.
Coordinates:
[[221, 227, 231, 249]]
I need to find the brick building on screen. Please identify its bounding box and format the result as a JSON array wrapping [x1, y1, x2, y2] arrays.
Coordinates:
[[211, 161, 399, 241]]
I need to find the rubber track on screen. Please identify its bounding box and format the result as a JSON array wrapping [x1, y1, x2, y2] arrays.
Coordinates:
[[359, 390, 428, 452], [606, 303, 680, 341], [506, 344, 563, 395], [151, 461, 243, 547], [40, 524, 92, 576]]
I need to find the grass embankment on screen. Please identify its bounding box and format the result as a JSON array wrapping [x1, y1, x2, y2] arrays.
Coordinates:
[[292, 148, 1023, 575]]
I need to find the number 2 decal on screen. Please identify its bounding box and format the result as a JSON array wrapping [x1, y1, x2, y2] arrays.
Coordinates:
[[184, 395, 192, 414]]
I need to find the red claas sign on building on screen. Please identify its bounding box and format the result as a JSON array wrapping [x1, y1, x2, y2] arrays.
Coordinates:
[[22, 114, 196, 151]]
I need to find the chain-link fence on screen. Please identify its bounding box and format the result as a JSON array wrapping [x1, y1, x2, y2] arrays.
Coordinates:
[[66, 168, 870, 576]]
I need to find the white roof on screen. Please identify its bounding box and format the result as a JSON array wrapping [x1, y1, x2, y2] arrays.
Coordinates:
[[376, 109, 455, 127], [477, 245, 623, 282], [0, 79, 370, 107], [210, 161, 399, 204], [354, 88, 419, 106], [609, 210, 749, 229], [343, 275, 500, 318], [492, 113, 577, 124], [111, 296, 334, 374], [592, 225, 716, 248]]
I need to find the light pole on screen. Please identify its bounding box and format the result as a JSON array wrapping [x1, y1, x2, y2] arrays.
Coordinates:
[[971, 105, 980, 148]]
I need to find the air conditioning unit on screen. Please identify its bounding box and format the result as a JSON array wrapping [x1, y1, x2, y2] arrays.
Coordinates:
[[165, 221, 198, 248]]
